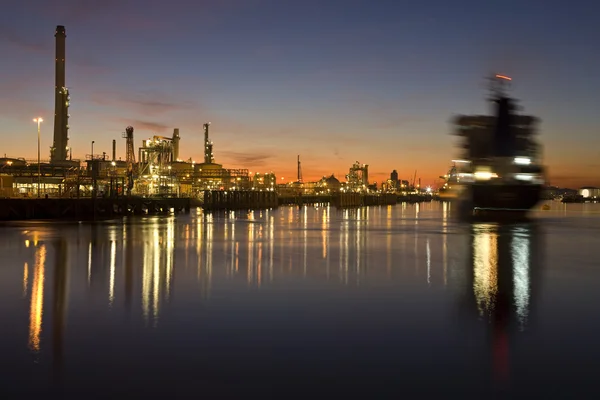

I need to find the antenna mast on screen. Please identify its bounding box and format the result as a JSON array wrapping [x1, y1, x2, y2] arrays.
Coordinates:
[[489, 74, 512, 99]]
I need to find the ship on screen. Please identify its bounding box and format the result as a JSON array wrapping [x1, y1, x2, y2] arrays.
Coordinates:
[[444, 75, 546, 216]]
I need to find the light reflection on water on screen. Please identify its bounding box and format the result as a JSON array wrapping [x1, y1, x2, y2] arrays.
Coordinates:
[[28, 244, 46, 352], [1, 201, 600, 396]]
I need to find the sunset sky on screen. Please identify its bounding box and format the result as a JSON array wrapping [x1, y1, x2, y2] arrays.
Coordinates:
[[1, 0, 599, 188]]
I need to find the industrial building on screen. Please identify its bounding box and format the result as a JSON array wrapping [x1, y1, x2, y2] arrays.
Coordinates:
[[345, 161, 369, 192], [86, 122, 252, 198], [0, 25, 256, 199], [0, 24, 395, 203]]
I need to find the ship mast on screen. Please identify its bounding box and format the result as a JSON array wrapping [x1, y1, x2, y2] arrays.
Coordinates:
[[488, 74, 512, 100]]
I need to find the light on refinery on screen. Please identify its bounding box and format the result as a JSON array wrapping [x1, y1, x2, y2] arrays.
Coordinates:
[[514, 157, 531, 165]]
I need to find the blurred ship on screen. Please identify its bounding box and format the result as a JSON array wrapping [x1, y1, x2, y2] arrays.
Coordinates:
[[438, 163, 467, 200], [443, 75, 546, 216]]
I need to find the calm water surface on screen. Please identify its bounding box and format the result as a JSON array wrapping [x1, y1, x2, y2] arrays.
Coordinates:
[[1, 201, 600, 397]]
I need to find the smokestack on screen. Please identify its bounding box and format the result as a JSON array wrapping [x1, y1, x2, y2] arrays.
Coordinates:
[[112, 140, 116, 161], [172, 128, 180, 161], [203, 122, 213, 164], [51, 26, 69, 163]]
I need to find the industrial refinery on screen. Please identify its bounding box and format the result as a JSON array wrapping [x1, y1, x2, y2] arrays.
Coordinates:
[[0, 25, 431, 207]]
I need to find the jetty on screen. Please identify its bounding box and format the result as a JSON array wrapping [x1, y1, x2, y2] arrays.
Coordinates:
[[0, 197, 191, 222]]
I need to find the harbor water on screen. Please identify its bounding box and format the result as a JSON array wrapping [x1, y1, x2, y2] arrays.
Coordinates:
[[1, 201, 599, 397]]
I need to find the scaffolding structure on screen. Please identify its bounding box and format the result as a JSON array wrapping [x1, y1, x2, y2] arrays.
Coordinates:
[[135, 136, 177, 196], [346, 161, 369, 192]]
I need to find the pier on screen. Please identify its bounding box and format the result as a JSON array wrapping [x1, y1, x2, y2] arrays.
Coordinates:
[[278, 193, 431, 207], [0, 197, 191, 222], [278, 194, 331, 206], [202, 190, 278, 211], [332, 193, 398, 207]]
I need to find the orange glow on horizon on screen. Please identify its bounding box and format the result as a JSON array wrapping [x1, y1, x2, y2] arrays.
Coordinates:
[[495, 74, 512, 81]]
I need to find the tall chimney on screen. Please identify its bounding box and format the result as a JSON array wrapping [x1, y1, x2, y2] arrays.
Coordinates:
[[172, 128, 180, 161], [51, 25, 69, 163], [203, 123, 213, 164], [112, 140, 116, 161]]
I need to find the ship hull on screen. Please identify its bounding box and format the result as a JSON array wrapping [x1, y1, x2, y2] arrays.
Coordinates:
[[458, 183, 543, 217]]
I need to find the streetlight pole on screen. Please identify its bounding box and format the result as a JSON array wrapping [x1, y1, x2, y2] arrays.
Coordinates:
[[33, 117, 43, 197]]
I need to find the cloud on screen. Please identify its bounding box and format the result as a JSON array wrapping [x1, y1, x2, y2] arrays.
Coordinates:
[[125, 99, 193, 115], [219, 150, 274, 166], [339, 93, 426, 130], [94, 91, 197, 116], [0, 26, 48, 52], [20, 0, 170, 34], [0, 29, 112, 77], [40, 0, 122, 22], [121, 120, 170, 133], [70, 56, 113, 74]]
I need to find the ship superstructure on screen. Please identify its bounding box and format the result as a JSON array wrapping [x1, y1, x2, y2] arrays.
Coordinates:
[[445, 75, 546, 214]]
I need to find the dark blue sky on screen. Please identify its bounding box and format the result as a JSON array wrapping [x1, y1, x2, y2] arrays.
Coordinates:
[[1, 0, 598, 186]]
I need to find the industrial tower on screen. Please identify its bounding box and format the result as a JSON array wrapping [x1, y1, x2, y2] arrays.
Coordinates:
[[51, 25, 70, 163], [123, 126, 136, 169], [297, 155, 303, 183], [203, 123, 214, 164], [173, 128, 181, 161]]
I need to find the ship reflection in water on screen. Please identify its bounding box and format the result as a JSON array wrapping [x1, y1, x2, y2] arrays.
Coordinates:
[[2, 203, 600, 396], [464, 221, 542, 388]]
